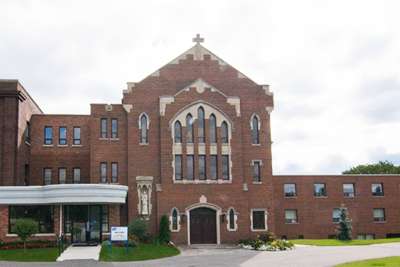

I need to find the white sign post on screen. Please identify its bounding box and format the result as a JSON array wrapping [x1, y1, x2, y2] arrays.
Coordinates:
[[110, 226, 129, 253]]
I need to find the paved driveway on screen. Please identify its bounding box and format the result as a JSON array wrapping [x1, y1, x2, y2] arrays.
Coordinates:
[[1, 243, 400, 267]]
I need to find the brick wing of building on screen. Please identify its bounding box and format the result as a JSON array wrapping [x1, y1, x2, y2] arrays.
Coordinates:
[[0, 36, 399, 245]]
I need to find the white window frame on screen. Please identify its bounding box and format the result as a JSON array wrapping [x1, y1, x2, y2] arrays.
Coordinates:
[[226, 207, 238, 231], [138, 112, 150, 145], [251, 160, 263, 184], [169, 207, 181, 232], [250, 208, 268, 232], [284, 209, 298, 224]]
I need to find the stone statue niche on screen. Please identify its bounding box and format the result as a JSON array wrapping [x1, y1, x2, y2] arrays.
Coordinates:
[[136, 176, 153, 219]]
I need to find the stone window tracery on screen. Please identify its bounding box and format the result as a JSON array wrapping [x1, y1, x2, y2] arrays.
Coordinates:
[[171, 102, 233, 183]]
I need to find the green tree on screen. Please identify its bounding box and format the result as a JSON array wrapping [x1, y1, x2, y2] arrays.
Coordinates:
[[158, 215, 171, 244], [14, 218, 38, 252], [128, 218, 148, 242], [336, 204, 352, 241], [342, 161, 400, 174]]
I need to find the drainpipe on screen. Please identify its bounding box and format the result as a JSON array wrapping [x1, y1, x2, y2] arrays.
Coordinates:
[[59, 204, 63, 236]]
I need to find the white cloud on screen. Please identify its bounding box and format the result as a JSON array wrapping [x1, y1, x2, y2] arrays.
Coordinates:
[[0, 0, 399, 174]]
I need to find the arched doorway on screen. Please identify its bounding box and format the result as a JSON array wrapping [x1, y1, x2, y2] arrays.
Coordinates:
[[189, 207, 217, 244]]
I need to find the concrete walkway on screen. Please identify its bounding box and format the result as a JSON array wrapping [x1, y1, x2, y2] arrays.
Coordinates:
[[56, 245, 101, 261], [2, 243, 400, 266]]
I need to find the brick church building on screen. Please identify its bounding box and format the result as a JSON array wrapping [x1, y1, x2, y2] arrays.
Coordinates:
[[0, 35, 399, 245]]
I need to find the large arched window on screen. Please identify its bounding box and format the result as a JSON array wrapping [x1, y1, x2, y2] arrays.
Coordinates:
[[221, 121, 229, 143], [186, 114, 194, 143], [174, 121, 182, 143], [139, 113, 149, 144], [198, 107, 205, 143], [170, 207, 180, 232], [251, 115, 260, 144], [227, 208, 237, 231], [209, 114, 217, 143]]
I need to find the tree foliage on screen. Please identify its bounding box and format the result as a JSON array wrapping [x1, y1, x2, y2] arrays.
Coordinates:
[[158, 215, 171, 244], [342, 161, 400, 174], [336, 204, 352, 241], [14, 218, 38, 252]]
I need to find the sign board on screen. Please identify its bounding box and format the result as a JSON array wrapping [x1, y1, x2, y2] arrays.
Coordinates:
[[111, 226, 128, 241]]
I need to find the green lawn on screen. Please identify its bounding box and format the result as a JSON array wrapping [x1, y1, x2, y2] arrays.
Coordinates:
[[291, 238, 400, 246], [0, 248, 59, 262], [336, 256, 400, 266], [100, 243, 180, 262]]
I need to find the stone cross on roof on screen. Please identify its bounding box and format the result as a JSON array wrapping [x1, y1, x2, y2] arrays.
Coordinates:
[[192, 34, 204, 44]]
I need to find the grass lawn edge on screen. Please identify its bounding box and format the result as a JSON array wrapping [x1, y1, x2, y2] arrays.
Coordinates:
[[335, 256, 400, 267], [99, 243, 180, 262], [0, 247, 59, 262], [291, 238, 400, 246]]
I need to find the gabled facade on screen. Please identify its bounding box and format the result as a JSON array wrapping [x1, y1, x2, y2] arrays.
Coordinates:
[[0, 37, 400, 245]]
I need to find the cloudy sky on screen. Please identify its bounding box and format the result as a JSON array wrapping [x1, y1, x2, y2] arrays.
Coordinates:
[[1, 0, 399, 174]]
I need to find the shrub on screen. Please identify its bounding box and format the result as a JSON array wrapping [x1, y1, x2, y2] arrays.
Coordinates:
[[158, 215, 171, 244], [258, 231, 276, 243], [128, 218, 148, 242], [14, 218, 38, 252]]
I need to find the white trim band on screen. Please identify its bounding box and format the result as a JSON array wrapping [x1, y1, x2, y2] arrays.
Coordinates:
[[0, 184, 128, 204]]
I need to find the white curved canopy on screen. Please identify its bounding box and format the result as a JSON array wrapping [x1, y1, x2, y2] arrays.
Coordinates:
[[0, 184, 128, 205]]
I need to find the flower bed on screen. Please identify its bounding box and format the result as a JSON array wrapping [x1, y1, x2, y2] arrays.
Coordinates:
[[238, 233, 294, 251]]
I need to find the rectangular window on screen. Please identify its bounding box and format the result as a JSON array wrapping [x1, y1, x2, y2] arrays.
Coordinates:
[[43, 168, 52, 185], [73, 168, 81, 183], [100, 118, 107, 138], [210, 155, 218, 180], [284, 183, 297, 197], [372, 183, 384, 196], [59, 168, 66, 184], [314, 183, 327, 197], [44, 126, 53, 145], [111, 119, 118, 138], [373, 208, 385, 222], [59, 126, 67, 145], [175, 155, 182, 180], [252, 210, 266, 230], [111, 162, 118, 183], [285, 209, 298, 224], [253, 161, 261, 182], [73, 127, 81, 145], [100, 162, 107, 183], [343, 183, 355, 198], [25, 121, 31, 143], [199, 155, 206, 180], [332, 208, 341, 223], [9, 206, 54, 234], [102, 206, 109, 232], [222, 155, 229, 180], [186, 155, 194, 180]]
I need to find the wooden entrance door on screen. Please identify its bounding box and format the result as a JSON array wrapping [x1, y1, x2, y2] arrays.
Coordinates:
[[190, 207, 217, 244]]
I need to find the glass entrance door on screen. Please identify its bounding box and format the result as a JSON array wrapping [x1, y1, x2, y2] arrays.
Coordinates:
[[71, 206, 87, 244], [66, 205, 103, 245], [89, 206, 101, 243]]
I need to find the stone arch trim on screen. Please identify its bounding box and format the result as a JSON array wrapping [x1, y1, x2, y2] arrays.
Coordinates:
[[226, 207, 238, 232], [185, 202, 222, 245], [169, 207, 181, 232], [169, 100, 234, 129], [138, 112, 150, 129]]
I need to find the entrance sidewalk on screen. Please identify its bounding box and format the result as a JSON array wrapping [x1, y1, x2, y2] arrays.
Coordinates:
[[57, 245, 102, 261]]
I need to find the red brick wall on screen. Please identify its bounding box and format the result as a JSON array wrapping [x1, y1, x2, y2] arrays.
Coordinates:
[[29, 115, 90, 185], [273, 175, 400, 239]]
